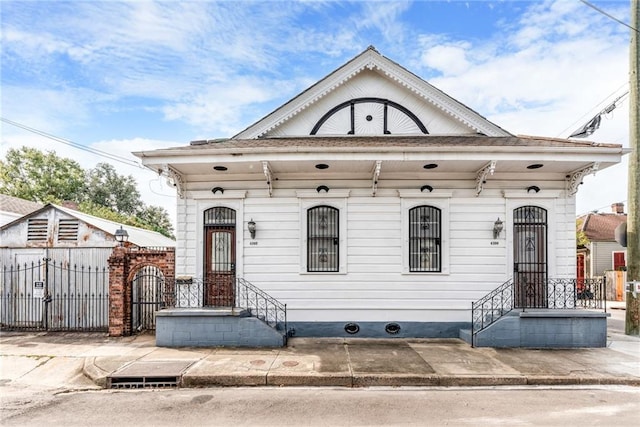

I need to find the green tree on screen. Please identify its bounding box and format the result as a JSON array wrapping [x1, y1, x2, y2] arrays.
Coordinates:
[[0, 147, 86, 203], [86, 163, 140, 215], [137, 205, 174, 238], [1, 146, 174, 239]]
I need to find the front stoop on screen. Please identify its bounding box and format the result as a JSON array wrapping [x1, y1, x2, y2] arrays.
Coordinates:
[[467, 309, 610, 348], [155, 308, 286, 348]]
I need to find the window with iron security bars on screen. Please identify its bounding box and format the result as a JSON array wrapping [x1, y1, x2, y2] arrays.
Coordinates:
[[409, 206, 441, 272], [204, 207, 236, 226], [27, 218, 48, 241], [307, 206, 339, 272]]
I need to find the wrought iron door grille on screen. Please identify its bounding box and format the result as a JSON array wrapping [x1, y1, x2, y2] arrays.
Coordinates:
[[409, 205, 441, 272], [513, 206, 548, 308], [307, 206, 339, 272]]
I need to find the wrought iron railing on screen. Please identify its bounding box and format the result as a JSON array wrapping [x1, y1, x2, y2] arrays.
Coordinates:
[[236, 278, 287, 334], [471, 278, 514, 347], [160, 277, 289, 342], [471, 277, 606, 347]]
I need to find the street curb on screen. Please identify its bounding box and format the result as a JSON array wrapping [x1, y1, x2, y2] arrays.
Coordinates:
[[82, 357, 108, 388], [170, 374, 640, 389]]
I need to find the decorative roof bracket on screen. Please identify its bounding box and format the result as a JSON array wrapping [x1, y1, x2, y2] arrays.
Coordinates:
[[475, 160, 496, 196], [165, 165, 185, 199], [372, 160, 382, 197], [262, 161, 274, 197], [567, 162, 599, 196]]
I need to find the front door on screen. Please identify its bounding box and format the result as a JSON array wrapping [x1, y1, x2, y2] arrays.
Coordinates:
[[513, 206, 548, 308], [203, 207, 236, 306]]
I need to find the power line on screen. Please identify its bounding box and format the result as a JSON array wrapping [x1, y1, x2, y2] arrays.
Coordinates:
[[1, 117, 143, 169], [557, 83, 629, 138], [578, 0, 639, 33]]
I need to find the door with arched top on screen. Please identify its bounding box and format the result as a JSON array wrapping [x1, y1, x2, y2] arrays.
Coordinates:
[[203, 207, 236, 306], [513, 206, 548, 308]]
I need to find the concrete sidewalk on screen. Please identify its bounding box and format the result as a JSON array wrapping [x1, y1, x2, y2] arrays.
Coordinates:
[[1, 327, 639, 389]]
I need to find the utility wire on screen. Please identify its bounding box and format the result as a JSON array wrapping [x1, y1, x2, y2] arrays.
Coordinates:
[[557, 83, 629, 138], [1, 117, 143, 169], [578, 0, 639, 33]]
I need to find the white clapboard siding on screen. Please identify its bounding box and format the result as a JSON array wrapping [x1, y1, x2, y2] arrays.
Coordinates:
[[175, 180, 577, 322]]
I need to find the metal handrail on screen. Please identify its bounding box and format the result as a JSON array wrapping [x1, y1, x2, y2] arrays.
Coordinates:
[[471, 277, 606, 347], [235, 277, 288, 341], [471, 278, 514, 347], [161, 276, 289, 344]]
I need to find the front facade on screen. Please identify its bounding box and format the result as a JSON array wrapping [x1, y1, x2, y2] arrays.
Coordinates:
[[134, 47, 624, 339]]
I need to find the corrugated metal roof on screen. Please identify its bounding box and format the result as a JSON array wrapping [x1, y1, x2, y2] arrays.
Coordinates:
[[0, 203, 175, 248], [52, 205, 175, 247]]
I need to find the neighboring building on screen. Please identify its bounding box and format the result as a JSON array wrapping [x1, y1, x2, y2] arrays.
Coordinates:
[[0, 194, 43, 227], [132, 47, 624, 341], [1, 203, 175, 332], [577, 202, 627, 279], [0, 203, 175, 267]]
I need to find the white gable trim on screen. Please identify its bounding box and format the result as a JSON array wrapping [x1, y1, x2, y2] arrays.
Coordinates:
[[234, 48, 511, 140]]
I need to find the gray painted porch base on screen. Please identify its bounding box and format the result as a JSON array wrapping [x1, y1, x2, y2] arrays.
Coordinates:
[[288, 321, 469, 338], [155, 308, 286, 348], [466, 309, 610, 348]]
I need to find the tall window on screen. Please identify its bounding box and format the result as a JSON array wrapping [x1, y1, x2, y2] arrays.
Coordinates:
[[409, 205, 441, 272], [307, 205, 339, 272]]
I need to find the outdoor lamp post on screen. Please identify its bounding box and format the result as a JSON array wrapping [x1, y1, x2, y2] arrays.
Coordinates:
[[114, 226, 129, 247]]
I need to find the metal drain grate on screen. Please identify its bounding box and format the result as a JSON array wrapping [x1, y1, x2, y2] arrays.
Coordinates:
[[107, 360, 193, 389], [108, 375, 180, 389]]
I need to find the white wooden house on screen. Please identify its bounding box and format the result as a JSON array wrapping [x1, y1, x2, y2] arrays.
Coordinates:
[[133, 47, 624, 345]]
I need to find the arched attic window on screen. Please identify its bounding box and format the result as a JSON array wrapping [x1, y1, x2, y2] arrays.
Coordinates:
[[310, 97, 428, 136]]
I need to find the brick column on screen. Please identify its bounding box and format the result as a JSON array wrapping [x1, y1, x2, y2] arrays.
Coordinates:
[[108, 247, 129, 336]]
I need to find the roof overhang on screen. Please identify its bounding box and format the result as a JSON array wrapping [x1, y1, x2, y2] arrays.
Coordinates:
[[133, 135, 626, 185]]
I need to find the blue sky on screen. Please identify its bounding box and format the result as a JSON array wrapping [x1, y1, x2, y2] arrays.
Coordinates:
[[0, 0, 633, 222]]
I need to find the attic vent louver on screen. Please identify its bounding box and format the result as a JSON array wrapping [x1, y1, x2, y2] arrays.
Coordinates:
[[58, 219, 79, 241], [27, 218, 48, 241]]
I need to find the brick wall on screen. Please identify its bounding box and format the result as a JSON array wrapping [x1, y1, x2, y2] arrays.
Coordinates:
[[108, 247, 175, 336]]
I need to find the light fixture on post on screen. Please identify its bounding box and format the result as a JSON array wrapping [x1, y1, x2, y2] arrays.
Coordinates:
[[493, 218, 503, 239], [248, 219, 256, 239], [114, 226, 129, 247]]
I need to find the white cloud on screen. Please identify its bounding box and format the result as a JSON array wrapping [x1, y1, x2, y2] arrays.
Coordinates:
[[1, 0, 631, 218]]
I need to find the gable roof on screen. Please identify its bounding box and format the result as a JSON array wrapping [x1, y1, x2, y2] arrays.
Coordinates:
[[233, 46, 512, 139], [0, 194, 43, 216], [0, 204, 175, 248], [578, 212, 627, 242]]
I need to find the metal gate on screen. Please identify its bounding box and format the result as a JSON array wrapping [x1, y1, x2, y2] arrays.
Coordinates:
[[131, 265, 166, 331], [0, 260, 109, 331]]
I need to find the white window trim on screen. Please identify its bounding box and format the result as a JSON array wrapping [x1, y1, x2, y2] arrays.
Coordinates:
[[400, 197, 450, 275], [299, 197, 348, 275]]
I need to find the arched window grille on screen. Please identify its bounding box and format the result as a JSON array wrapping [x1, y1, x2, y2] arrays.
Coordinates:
[[204, 207, 236, 227], [307, 205, 339, 272], [409, 206, 442, 272]]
